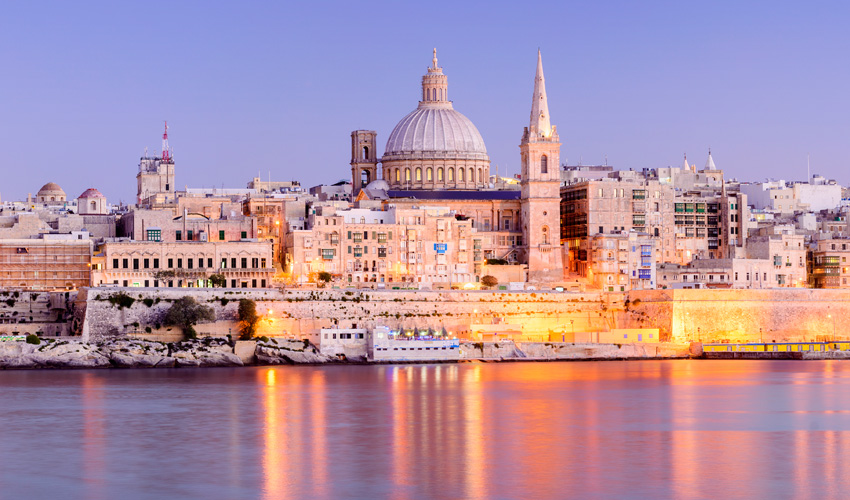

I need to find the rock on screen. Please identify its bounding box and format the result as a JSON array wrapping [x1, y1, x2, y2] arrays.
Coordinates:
[[255, 339, 334, 364], [28, 341, 111, 368], [169, 339, 243, 367], [104, 340, 174, 368]]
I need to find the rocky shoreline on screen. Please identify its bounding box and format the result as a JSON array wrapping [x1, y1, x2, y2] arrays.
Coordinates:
[[0, 337, 338, 370]]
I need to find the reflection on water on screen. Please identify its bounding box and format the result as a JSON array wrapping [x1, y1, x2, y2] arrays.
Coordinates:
[[2, 361, 850, 499]]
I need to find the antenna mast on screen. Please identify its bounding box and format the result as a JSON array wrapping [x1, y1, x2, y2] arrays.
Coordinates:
[[162, 121, 171, 162]]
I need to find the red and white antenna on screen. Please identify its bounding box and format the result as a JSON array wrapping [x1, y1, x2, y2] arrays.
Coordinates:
[[161, 121, 171, 161]]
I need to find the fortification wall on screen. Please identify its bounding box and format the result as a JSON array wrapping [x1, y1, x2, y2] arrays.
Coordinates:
[[76, 288, 616, 342], [75, 287, 849, 344], [625, 289, 849, 343]]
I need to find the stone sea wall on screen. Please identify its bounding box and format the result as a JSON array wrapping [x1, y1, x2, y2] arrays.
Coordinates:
[[76, 288, 617, 343], [73, 287, 850, 345], [625, 289, 850, 343]]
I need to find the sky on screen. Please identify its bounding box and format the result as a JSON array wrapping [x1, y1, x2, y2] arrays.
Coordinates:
[[2, 1, 849, 204]]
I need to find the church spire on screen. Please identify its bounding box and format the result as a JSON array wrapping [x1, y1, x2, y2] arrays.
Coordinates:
[[529, 49, 553, 139]]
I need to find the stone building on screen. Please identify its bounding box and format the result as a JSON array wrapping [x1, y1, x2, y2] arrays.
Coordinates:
[[0, 237, 92, 290], [119, 209, 257, 243], [808, 236, 850, 288], [36, 182, 67, 205], [285, 205, 476, 287], [587, 232, 656, 291], [379, 50, 490, 192], [338, 49, 566, 284], [93, 239, 274, 288], [77, 188, 108, 215]]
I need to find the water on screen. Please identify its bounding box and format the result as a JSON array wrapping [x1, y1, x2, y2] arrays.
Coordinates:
[[2, 361, 850, 499]]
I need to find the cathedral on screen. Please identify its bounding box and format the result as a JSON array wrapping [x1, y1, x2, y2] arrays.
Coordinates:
[[350, 50, 564, 282]]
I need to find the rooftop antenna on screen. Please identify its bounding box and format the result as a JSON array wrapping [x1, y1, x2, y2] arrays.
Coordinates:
[[807, 153, 810, 182], [161, 121, 171, 162]]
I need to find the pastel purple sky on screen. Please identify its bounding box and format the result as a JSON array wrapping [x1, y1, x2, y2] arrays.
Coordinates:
[[2, 1, 849, 203]]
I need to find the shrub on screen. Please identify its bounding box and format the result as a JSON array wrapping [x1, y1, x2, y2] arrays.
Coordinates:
[[481, 275, 499, 288], [143, 298, 155, 307], [163, 296, 216, 340], [25, 334, 40, 345], [237, 299, 259, 340], [108, 292, 136, 310], [220, 298, 230, 306], [209, 273, 227, 288], [5, 299, 14, 307]]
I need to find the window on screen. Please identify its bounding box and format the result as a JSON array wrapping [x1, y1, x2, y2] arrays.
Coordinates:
[[458, 168, 465, 182], [122, 258, 129, 269], [437, 168, 444, 181], [176, 230, 182, 241], [154, 258, 159, 269], [322, 249, 335, 260], [177, 258, 183, 268], [405, 168, 411, 182], [426, 167, 433, 181], [416, 168, 422, 181], [112, 258, 119, 269], [146, 229, 161, 241], [241, 258, 247, 269], [241, 231, 247, 239], [143, 258, 149, 269], [208, 258, 213, 268], [187, 230, 193, 240], [219, 230, 225, 241], [187, 259, 193, 269], [540, 155, 548, 174], [395, 169, 400, 182], [448, 168, 454, 182]]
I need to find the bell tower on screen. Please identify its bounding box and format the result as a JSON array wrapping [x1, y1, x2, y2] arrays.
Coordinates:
[[520, 50, 564, 282], [351, 130, 378, 196]]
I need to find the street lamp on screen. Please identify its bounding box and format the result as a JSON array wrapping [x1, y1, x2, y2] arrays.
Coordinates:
[[828, 314, 836, 343]]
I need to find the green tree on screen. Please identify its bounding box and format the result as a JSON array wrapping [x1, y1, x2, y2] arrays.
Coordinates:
[[237, 298, 259, 340], [163, 296, 216, 339], [481, 275, 499, 288], [316, 271, 332, 287], [208, 273, 227, 287]]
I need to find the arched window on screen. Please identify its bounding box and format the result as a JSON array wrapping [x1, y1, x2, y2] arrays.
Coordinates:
[[90, 201, 97, 210], [541, 155, 548, 174], [438, 167, 444, 181], [363, 146, 369, 159], [426, 167, 433, 181], [542, 226, 549, 245], [415, 168, 422, 181], [395, 169, 400, 182], [361, 169, 370, 185], [459, 168, 465, 182], [448, 168, 454, 182], [478, 169, 484, 183], [468, 168, 474, 183]]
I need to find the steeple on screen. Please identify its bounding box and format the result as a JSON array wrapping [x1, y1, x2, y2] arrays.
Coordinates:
[[682, 153, 689, 170], [705, 148, 717, 170], [529, 49, 554, 139], [421, 48, 450, 106]]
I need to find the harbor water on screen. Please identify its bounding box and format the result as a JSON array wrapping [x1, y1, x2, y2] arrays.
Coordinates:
[[2, 360, 850, 499]]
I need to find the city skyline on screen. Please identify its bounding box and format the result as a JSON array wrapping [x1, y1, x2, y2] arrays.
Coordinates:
[[3, 1, 850, 203]]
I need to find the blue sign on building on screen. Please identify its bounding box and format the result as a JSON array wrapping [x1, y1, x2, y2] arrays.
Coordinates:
[[434, 243, 447, 254]]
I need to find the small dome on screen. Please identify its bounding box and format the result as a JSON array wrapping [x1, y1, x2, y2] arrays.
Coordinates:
[[384, 104, 488, 160], [78, 188, 105, 199], [37, 182, 66, 197], [365, 179, 390, 191]]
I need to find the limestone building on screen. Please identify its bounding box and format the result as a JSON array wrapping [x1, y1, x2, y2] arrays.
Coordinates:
[[341, 49, 566, 284]]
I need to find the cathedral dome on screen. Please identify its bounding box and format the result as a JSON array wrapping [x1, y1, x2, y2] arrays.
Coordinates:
[[37, 182, 66, 203], [78, 188, 105, 199], [384, 105, 488, 160]]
